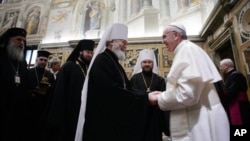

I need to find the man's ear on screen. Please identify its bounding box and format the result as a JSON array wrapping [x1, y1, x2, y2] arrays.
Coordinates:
[[173, 32, 179, 40]]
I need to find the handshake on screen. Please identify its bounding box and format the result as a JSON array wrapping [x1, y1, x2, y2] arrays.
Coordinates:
[[148, 91, 162, 106]]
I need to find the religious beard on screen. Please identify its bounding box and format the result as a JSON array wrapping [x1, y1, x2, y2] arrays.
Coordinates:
[[80, 56, 91, 65], [7, 41, 24, 62], [142, 70, 153, 75], [112, 42, 126, 61]]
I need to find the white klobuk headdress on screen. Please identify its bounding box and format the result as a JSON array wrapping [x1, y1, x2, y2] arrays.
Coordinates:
[[75, 23, 128, 141], [131, 49, 158, 76]]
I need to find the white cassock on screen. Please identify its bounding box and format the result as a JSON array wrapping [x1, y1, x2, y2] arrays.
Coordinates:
[[158, 40, 230, 141]]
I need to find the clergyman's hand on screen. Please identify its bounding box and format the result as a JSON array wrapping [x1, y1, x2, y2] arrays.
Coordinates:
[[148, 91, 161, 106]]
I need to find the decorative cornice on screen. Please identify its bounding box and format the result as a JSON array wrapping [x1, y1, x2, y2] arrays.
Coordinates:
[[200, 4, 225, 38], [224, 15, 233, 28], [209, 28, 231, 50], [200, 0, 240, 39], [67, 36, 204, 46], [39, 42, 70, 49]]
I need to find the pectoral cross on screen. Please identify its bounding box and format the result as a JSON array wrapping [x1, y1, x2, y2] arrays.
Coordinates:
[[146, 88, 151, 93], [14, 73, 20, 86], [124, 83, 127, 90]]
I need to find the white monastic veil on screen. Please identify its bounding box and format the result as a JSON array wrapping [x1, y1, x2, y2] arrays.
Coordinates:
[[74, 23, 128, 141], [131, 49, 159, 76]]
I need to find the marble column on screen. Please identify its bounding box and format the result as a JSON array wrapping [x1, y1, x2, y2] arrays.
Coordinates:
[[118, 0, 127, 23], [143, 0, 152, 7], [159, 0, 170, 19], [130, 0, 141, 16], [159, 0, 171, 29]]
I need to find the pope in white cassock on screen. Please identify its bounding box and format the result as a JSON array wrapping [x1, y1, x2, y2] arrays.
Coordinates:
[[149, 23, 230, 141]]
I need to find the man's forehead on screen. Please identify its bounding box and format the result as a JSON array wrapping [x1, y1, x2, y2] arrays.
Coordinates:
[[38, 56, 48, 60], [10, 36, 26, 40], [142, 59, 153, 62], [113, 39, 127, 42]]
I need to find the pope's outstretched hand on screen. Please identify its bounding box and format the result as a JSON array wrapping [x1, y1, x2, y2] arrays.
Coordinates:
[[148, 91, 161, 105]]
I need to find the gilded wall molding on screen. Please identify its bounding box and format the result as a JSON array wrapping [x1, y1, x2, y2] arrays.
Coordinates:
[[209, 27, 231, 50]]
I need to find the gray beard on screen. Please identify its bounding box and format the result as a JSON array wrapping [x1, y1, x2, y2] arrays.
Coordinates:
[[7, 41, 24, 62], [112, 42, 126, 61]]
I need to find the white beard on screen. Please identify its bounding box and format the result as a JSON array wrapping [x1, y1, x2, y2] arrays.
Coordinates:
[[7, 41, 24, 62], [111, 42, 126, 61]]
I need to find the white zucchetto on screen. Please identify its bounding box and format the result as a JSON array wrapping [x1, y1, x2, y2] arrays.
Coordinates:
[[169, 22, 186, 32]]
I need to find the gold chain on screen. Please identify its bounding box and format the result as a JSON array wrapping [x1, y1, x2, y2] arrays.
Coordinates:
[[9, 59, 20, 86], [76, 60, 87, 77], [141, 72, 154, 92], [9, 60, 19, 75], [35, 67, 46, 84]]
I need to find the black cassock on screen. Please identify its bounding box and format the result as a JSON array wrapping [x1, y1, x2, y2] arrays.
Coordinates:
[[223, 69, 250, 125], [27, 67, 55, 141], [0, 51, 29, 141], [83, 49, 149, 141], [45, 60, 87, 141], [130, 72, 170, 141]]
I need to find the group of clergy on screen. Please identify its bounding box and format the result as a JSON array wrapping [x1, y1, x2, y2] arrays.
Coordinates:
[[2, 22, 243, 141]]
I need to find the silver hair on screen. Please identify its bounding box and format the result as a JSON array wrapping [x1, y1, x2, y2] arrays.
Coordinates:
[[220, 58, 234, 68], [49, 57, 61, 66], [111, 40, 126, 60], [168, 25, 187, 39]]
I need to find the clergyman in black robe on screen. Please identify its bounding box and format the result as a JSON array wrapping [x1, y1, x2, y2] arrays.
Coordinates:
[[84, 49, 149, 141], [45, 39, 95, 141], [130, 49, 170, 141], [27, 50, 55, 141], [219, 58, 250, 141], [75, 23, 156, 141], [0, 28, 29, 141]]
